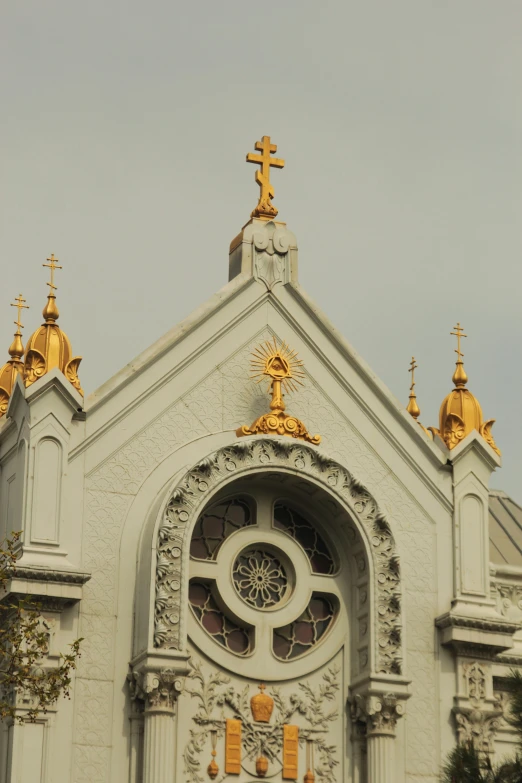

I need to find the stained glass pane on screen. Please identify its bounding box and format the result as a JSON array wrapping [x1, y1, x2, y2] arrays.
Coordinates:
[[273, 502, 335, 574], [273, 593, 338, 660], [189, 580, 254, 656], [190, 497, 255, 560]]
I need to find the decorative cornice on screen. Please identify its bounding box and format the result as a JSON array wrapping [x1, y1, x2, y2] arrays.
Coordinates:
[[154, 437, 403, 675], [436, 612, 519, 636], [8, 566, 91, 585]]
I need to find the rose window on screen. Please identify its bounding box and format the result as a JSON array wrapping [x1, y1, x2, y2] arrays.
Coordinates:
[[188, 490, 340, 668], [233, 549, 288, 609]]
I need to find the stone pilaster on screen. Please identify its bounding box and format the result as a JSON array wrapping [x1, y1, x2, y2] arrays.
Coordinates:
[[129, 668, 183, 783], [351, 693, 405, 783]]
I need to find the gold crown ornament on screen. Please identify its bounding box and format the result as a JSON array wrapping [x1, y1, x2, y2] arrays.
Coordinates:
[[250, 683, 274, 723]]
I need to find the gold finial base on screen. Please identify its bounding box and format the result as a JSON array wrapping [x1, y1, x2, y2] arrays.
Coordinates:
[[237, 412, 320, 444]]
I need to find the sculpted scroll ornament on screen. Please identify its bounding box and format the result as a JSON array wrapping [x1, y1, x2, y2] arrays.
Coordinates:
[[351, 693, 405, 737], [183, 658, 340, 783], [452, 662, 504, 754], [252, 221, 291, 290], [154, 438, 403, 675], [128, 668, 183, 714]]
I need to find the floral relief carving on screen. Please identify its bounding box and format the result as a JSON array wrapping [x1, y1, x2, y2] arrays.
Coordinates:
[[155, 438, 403, 675], [351, 692, 405, 737], [453, 661, 504, 754], [183, 658, 340, 783], [495, 582, 522, 623]]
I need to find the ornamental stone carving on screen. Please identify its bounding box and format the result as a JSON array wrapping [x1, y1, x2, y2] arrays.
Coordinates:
[[154, 437, 403, 675], [351, 693, 405, 737], [128, 668, 183, 714], [253, 220, 293, 290], [452, 661, 504, 754]]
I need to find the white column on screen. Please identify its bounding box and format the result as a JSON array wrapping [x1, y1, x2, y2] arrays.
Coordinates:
[[135, 670, 182, 783], [352, 694, 403, 783], [143, 708, 175, 783], [366, 731, 395, 783]]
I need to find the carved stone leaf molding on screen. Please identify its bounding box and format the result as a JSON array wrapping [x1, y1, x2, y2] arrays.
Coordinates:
[[154, 438, 403, 675], [252, 221, 292, 290], [128, 668, 183, 714], [452, 661, 504, 754], [350, 693, 405, 737], [183, 658, 340, 783]]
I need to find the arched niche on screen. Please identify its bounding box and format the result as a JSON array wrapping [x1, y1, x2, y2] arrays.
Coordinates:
[[148, 438, 403, 677]]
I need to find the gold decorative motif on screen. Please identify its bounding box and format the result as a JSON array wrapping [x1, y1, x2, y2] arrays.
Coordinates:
[[207, 729, 219, 779], [250, 683, 274, 723], [225, 718, 241, 774], [255, 755, 269, 777], [236, 338, 321, 445], [430, 323, 500, 455], [247, 135, 285, 219], [23, 254, 83, 396], [283, 724, 299, 779], [185, 660, 340, 783], [0, 294, 29, 418]]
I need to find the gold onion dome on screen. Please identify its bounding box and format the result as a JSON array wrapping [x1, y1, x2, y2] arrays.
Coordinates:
[[0, 294, 29, 418], [23, 254, 83, 396], [431, 323, 499, 455]]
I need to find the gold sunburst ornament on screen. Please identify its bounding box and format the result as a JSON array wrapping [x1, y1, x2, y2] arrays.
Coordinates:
[[236, 338, 321, 445]]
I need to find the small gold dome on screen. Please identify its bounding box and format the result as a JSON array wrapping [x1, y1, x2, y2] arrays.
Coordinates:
[[0, 359, 23, 418], [0, 294, 28, 418], [23, 255, 83, 396], [433, 324, 499, 455]]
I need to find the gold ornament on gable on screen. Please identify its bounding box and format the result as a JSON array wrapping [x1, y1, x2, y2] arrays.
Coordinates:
[[237, 338, 321, 445]]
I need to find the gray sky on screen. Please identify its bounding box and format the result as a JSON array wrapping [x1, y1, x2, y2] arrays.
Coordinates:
[[2, 1, 521, 497]]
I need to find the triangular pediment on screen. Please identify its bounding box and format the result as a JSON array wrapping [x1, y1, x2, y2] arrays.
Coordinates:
[[78, 270, 448, 513]]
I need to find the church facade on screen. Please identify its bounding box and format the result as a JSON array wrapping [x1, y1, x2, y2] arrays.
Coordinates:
[[0, 137, 521, 783]]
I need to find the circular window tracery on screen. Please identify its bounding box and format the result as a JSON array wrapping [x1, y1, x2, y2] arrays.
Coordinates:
[[190, 497, 255, 560], [188, 487, 341, 665], [233, 548, 289, 609]]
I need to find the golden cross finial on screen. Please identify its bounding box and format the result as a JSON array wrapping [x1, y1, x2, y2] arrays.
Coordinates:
[[11, 294, 29, 332], [246, 135, 285, 219], [406, 356, 421, 420], [43, 253, 62, 293], [450, 322, 467, 362], [408, 356, 418, 393]]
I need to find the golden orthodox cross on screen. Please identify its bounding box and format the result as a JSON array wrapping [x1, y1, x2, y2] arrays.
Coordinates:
[[246, 135, 285, 219], [450, 322, 467, 362], [408, 356, 417, 393], [43, 253, 62, 293], [11, 293, 29, 331]]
